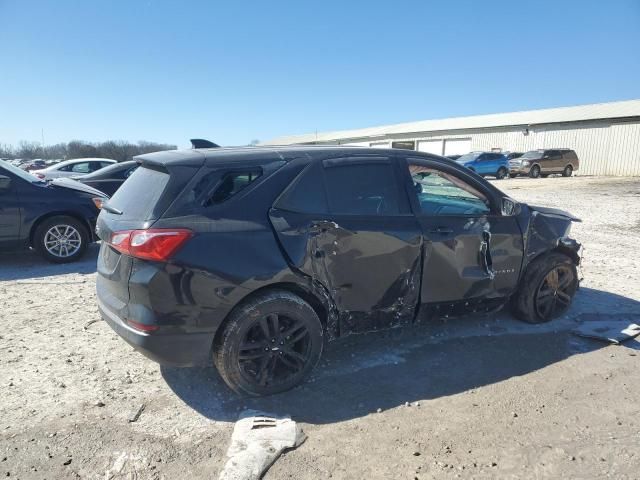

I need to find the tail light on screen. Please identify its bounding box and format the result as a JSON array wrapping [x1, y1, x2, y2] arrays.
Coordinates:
[[108, 229, 193, 261]]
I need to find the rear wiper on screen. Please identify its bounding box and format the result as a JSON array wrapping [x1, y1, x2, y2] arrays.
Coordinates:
[[102, 202, 123, 215]]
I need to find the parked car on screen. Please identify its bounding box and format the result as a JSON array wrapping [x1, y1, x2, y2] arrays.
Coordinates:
[[0, 160, 107, 262], [509, 149, 580, 178], [96, 146, 581, 396], [31, 158, 116, 180], [22, 159, 47, 171], [455, 152, 510, 179], [74, 161, 138, 196]]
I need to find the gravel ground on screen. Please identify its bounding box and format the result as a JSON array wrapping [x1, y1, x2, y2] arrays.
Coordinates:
[[1, 175, 639, 479]]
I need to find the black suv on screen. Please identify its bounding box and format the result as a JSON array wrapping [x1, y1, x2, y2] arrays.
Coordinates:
[[0, 160, 106, 262], [509, 149, 580, 178], [96, 147, 581, 396]]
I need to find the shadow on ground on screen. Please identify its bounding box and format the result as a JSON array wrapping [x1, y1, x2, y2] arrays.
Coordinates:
[[0, 244, 99, 281], [162, 287, 640, 425]]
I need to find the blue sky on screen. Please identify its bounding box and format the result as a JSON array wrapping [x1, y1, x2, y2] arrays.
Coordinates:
[[1, 0, 639, 149]]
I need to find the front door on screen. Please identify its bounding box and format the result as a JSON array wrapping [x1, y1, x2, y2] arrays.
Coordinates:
[[542, 150, 561, 173], [401, 157, 524, 308], [269, 156, 423, 335]]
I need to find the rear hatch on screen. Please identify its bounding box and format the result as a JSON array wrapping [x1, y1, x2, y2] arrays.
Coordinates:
[[96, 150, 204, 309]]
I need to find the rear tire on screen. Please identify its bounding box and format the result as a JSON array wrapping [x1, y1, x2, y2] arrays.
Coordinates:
[[33, 216, 89, 263], [496, 167, 508, 180], [214, 290, 324, 396], [511, 252, 578, 324], [562, 165, 573, 177], [529, 165, 541, 178]]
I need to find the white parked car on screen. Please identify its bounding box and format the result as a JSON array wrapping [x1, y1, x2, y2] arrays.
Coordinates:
[[32, 158, 117, 180]]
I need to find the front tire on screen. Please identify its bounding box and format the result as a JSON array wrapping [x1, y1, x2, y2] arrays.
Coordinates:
[[33, 216, 89, 263], [214, 290, 324, 396], [496, 167, 508, 180], [562, 165, 573, 177], [511, 252, 578, 324], [529, 165, 541, 178]]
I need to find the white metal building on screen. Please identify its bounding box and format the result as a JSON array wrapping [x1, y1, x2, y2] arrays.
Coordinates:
[[264, 99, 640, 176]]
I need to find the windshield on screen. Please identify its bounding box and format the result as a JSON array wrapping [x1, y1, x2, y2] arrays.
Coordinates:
[[520, 151, 544, 160], [0, 159, 46, 184], [455, 152, 481, 163]]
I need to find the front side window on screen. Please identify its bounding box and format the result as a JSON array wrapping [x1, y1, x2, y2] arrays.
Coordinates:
[[408, 163, 490, 216], [324, 161, 399, 215]]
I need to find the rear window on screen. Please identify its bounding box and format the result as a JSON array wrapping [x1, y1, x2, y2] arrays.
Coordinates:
[[106, 166, 169, 220]]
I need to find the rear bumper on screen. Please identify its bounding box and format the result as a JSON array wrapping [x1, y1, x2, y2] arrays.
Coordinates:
[[97, 294, 214, 367]]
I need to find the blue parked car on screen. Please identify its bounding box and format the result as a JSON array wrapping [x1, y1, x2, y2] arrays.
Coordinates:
[[455, 152, 510, 179]]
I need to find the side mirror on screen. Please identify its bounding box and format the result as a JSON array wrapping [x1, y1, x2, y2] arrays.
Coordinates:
[[502, 197, 521, 216], [0, 175, 11, 190]]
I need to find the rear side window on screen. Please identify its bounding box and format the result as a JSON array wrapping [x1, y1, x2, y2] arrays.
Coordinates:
[[324, 161, 400, 215], [208, 170, 261, 205], [107, 166, 170, 220], [275, 162, 328, 214]]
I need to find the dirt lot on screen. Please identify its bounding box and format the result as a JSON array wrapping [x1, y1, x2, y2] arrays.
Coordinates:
[[1, 175, 639, 479]]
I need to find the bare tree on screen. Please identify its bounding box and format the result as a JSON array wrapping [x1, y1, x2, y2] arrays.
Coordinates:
[[0, 139, 177, 161]]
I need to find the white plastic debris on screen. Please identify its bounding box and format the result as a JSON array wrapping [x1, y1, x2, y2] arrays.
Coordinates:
[[219, 410, 306, 480], [573, 321, 640, 344]]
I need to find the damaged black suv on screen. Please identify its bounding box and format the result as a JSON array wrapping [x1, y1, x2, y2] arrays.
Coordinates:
[[96, 146, 581, 396]]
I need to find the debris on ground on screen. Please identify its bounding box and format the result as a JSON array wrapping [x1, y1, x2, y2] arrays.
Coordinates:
[[128, 404, 145, 423], [83, 319, 101, 331], [219, 411, 306, 480], [573, 320, 640, 344]]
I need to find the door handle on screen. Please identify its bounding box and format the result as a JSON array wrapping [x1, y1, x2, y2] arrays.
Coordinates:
[[428, 227, 453, 234]]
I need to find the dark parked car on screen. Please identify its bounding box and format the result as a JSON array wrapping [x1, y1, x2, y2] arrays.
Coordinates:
[[74, 161, 138, 196], [0, 160, 107, 262], [21, 159, 46, 171], [96, 146, 581, 396], [509, 149, 580, 178], [455, 152, 510, 179]]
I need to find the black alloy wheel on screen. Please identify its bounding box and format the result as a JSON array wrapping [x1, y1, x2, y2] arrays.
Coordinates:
[[534, 264, 576, 321], [511, 252, 578, 324], [237, 313, 312, 388], [214, 290, 324, 396]]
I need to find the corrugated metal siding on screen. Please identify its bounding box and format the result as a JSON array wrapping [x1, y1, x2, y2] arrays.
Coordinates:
[[334, 119, 640, 176], [264, 99, 640, 146]]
